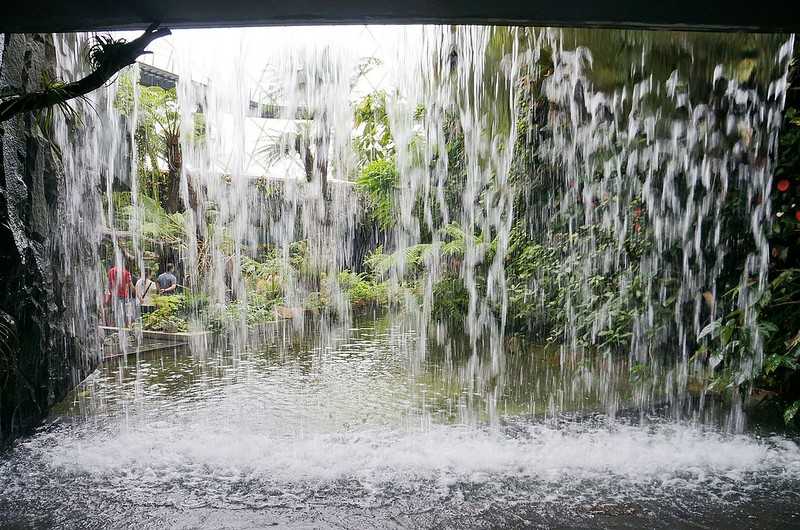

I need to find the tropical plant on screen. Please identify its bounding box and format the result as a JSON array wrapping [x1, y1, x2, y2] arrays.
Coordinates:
[[697, 269, 800, 425], [353, 91, 394, 165], [0, 25, 170, 123], [120, 193, 186, 246], [137, 85, 182, 211], [356, 159, 398, 229], [337, 270, 388, 309], [114, 76, 183, 210], [142, 294, 189, 332]]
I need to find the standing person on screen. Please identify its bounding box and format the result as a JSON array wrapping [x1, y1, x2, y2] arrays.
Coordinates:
[[157, 262, 178, 296], [135, 269, 158, 316], [107, 259, 134, 325]]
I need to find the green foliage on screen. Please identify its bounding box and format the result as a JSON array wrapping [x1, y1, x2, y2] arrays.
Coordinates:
[[222, 293, 280, 326], [36, 72, 89, 128], [356, 159, 398, 229], [734, 76, 800, 425], [504, 218, 648, 352], [337, 271, 388, 309], [182, 291, 210, 315], [771, 106, 800, 250], [303, 291, 329, 313], [363, 246, 394, 278], [506, 227, 559, 333], [233, 253, 288, 324], [697, 269, 800, 424], [113, 70, 136, 115], [551, 29, 786, 94], [142, 294, 188, 332], [696, 64, 800, 421], [432, 277, 470, 323], [119, 193, 186, 245], [366, 223, 484, 282], [258, 121, 309, 174], [786, 400, 800, 425], [137, 85, 181, 205], [217, 243, 328, 327], [114, 75, 181, 207], [697, 64, 800, 419], [353, 91, 394, 164], [365, 244, 431, 280]]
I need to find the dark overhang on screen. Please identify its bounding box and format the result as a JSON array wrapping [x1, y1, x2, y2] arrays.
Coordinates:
[[1, 0, 798, 34]]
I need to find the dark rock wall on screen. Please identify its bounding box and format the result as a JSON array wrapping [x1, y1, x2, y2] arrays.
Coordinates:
[[0, 33, 95, 446]]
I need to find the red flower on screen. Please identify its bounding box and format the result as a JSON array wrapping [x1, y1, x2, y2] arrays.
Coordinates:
[[795, 211, 800, 222], [777, 179, 791, 192]]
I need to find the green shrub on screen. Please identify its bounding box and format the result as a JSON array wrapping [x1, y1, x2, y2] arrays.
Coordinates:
[[697, 269, 800, 426], [432, 276, 470, 324], [356, 159, 398, 229], [338, 270, 388, 309], [142, 294, 188, 332]]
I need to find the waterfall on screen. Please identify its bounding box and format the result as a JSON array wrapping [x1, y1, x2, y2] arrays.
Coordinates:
[[3, 25, 800, 528], [533, 30, 794, 427], [49, 26, 794, 428]]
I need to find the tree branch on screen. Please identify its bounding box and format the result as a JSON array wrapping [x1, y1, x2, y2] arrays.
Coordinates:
[[0, 23, 171, 123]]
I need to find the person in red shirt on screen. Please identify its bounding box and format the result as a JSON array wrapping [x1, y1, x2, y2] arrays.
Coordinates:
[[106, 260, 134, 325], [108, 265, 132, 299]]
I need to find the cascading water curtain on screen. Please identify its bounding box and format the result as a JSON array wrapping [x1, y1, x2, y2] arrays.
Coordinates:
[[49, 26, 794, 431], [382, 27, 793, 427], [174, 46, 252, 351], [274, 44, 361, 333], [533, 30, 795, 428], [171, 34, 364, 352], [53, 33, 139, 365], [380, 26, 521, 423]]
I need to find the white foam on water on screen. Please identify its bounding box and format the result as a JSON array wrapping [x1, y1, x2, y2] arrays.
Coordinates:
[[40, 419, 800, 490]]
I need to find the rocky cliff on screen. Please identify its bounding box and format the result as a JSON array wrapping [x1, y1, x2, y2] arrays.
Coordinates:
[[0, 33, 95, 445]]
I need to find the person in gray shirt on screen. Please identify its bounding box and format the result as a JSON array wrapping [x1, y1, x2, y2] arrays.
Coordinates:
[[157, 262, 178, 295]]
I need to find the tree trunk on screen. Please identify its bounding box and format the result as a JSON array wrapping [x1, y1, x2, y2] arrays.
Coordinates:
[[163, 133, 182, 213]]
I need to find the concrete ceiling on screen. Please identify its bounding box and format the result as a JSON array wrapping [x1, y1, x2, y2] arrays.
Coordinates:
[[1, 0, 798, 33]]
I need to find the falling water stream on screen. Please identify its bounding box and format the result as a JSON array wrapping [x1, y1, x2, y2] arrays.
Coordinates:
[[1, 26, 800, 528]]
